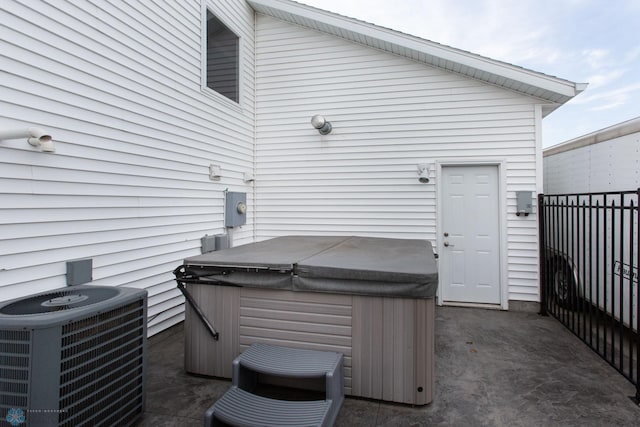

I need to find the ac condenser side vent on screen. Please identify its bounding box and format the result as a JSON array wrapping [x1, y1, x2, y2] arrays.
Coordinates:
[[0, 330, 31, 413], [0, 285, 147, 427]]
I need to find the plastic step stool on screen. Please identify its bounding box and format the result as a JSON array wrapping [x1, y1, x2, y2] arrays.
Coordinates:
[[204, 343, 344, 427]]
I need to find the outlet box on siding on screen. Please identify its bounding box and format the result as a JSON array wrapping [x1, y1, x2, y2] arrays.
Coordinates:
[[66, 258, 93, 286]]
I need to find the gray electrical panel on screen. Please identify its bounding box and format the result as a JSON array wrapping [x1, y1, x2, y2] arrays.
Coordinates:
[[215, 234, 229, 250], [225, 192, 247, 227], [516, 191, 533, 216], [201, 234, 230, 253], [201, 235, 217, 253]]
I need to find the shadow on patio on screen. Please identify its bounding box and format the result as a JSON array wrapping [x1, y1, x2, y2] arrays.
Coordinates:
[[136, 306, 639, 426]]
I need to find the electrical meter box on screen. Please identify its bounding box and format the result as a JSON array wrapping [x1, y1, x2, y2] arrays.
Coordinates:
[[225, 191, 247, 227]]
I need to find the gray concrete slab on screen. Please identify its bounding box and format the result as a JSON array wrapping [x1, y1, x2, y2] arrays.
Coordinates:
[[135, 306, 639, 426]]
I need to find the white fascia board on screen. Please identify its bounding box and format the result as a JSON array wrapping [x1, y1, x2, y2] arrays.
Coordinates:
[[249, 0, 584, 101]]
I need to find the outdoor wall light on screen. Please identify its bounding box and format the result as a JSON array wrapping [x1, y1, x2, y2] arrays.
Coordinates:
[[417, 164, 430, 183], [0, 127, 55, 152], [310, 115, 332, 135]]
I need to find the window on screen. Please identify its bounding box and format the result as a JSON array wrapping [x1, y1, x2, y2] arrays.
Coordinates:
[[206, 10, 239, 103]]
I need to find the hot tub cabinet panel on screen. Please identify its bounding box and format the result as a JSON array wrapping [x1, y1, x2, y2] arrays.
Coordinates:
[[185, 285, 435, 405], [352, 295, 434, 405], [184, 284, 240, 379]]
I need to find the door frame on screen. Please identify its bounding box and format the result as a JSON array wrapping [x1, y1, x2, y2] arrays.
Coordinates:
[[435, 159, 509, 310]]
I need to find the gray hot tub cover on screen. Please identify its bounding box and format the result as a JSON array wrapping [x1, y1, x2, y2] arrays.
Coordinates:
[[178, 236, 438, 298]]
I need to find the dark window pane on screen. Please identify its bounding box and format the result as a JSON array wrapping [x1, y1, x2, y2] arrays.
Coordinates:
[[206, 11, 239, 102]]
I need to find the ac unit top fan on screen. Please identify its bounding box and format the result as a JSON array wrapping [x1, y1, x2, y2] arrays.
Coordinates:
[[1, 285, 119, 314], [0, 285, 147, 427]]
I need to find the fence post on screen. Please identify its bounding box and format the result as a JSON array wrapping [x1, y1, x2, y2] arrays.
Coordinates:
[[636, 188, 640, 404], [538, 193, 547, 316]]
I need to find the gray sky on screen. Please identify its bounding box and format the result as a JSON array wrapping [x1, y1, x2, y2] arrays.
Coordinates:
[[297, 0, 640, 147]]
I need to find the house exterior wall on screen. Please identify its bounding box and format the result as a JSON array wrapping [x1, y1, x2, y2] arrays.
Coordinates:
[[254, 14, 542, 303], [0, 0, 256, 335]]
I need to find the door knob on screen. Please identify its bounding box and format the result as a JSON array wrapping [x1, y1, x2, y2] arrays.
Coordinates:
[[444, 241, 450, 247]]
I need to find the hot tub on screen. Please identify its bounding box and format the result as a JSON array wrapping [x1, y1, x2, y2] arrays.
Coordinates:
[[174, 236, 438, 405]]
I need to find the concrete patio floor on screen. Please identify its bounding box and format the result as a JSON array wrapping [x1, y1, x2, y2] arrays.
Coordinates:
[[135, 306, 639, 426]]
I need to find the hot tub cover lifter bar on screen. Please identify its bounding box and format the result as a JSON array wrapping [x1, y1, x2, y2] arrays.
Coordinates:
[[175, 266, 219, 341]]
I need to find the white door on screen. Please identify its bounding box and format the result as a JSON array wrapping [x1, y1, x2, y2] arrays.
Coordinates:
[[441, 165, 501, 304]]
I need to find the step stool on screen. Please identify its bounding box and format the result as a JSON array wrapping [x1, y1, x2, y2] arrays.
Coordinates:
[[204, 343, 344, 427]]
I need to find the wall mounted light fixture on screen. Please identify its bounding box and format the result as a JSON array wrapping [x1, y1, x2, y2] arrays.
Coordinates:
[[417, 164, 430, 183], [0, 127, 55, 152], [310, 115, 332, 135]]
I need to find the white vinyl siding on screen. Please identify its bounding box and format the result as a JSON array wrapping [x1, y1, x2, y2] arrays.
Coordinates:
[[254, 15, 541, 302], [0, 0, 255, 335]]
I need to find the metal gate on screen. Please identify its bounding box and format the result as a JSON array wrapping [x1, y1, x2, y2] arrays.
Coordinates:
[[539, 190, 639, 402]]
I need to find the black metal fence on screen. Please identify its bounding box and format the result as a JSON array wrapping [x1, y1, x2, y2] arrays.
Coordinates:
[[539, 189, 639, 402]]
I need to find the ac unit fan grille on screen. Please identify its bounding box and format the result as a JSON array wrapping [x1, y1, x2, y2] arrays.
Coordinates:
[[57, 299, 145, 427], [0, 330, 30, 416]]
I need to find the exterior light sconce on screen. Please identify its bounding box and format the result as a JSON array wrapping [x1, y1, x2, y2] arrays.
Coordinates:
[[417, 164, 430, 183], [0, 127, 55, 152], [310, 115, 332, 135]]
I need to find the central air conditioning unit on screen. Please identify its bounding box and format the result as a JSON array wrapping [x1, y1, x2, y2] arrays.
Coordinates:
[[0, 285, 147, 427]]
